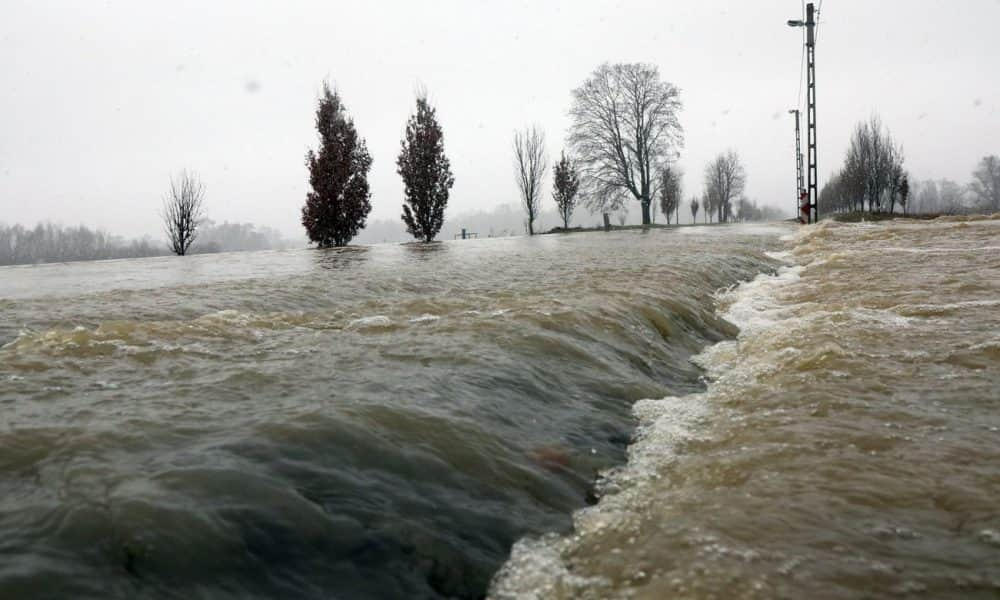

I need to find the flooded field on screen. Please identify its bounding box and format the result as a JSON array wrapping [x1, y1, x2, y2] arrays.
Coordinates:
[[1, 226, 780, 598]]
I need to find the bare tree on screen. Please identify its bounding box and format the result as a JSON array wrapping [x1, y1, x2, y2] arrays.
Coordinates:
[[703, 150, 746, 223], [899, 173, 910, 215], [701, 196, 711, 223], [690, 196, 699, 223], [659, 165, 682, 224], [163, 170, 205, 256], [513, 126, 548, 235], [970, 155, 1000, 212], [939, 179, 966, 212], [569, 63, 683, 225], [840, 115, 904, 213], [916, 179, 939, 213]]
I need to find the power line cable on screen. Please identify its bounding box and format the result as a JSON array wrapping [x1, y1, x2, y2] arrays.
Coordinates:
[[815, 0, 823, 43], [794, 0, 806, 110]]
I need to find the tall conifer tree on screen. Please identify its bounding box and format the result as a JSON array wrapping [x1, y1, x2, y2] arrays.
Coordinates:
[[552, 151, 580, 229], [302, 83, 372, 247], [397, 95, 454, 242]]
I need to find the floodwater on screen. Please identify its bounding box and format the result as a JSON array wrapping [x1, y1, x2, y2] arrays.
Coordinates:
[[493, 216, 1000, 599], [0, 226, 781, 599]]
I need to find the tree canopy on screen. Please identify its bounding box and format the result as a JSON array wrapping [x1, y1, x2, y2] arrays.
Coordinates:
[[397, 95, 454, 242], [569, 63, 683, 225], [302, 83, 372, 248]]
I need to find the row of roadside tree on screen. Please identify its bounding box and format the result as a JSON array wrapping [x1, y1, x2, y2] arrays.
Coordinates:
[[301, 62, 779, 248]]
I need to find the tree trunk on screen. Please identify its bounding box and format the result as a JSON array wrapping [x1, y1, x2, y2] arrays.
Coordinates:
[[641, 200, 652, 225]]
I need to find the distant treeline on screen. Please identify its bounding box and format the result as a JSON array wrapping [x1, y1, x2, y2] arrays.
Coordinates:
[[820, 115, 999, 216], [195, 220, 294, 253], [355, 204, 567, 244], [296, 64, 789, 249], [0, 220, 296, 266]]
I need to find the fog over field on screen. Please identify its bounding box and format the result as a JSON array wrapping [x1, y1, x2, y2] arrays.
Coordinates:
[[1, 0, 997, 240]]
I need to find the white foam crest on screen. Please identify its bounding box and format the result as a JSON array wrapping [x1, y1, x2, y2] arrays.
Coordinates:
[[764, 250, 793, 263], [851, 307, 916, 328], [408, 314, 440, 324], [346, 315, 393, 329], [491, 535, 609, 600], [716, 264, 803, 334]]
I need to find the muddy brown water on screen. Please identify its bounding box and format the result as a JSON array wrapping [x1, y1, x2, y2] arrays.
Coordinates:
[[492, 216, 1000, 599], [1, 226, 780, 599], [4, 218, 997, 599]]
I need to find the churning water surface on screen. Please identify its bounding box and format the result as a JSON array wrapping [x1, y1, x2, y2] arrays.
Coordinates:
[[3, 219, 999, 599], [494, 216, 1000, 599], [0, 226, 782, 599]]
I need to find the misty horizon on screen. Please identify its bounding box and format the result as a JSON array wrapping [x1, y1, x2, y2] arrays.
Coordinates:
[[2, 1, 997, 241]]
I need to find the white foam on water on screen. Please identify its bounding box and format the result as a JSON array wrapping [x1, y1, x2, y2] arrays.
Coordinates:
[[492, 394, 711, 599], [346, 315, 393, 329], [716, 264, 803, 334], [490, 254, 805, 598], [408, 314, 440, 324], [764, 250, 793, 262]]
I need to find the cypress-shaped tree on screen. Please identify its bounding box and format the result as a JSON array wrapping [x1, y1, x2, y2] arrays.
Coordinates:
[[552, 151, 580, 229], [396, 95, 454, 242], [302, 83, 372, 247]]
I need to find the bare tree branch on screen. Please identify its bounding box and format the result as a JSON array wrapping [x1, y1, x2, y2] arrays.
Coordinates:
[[569, 63, 683, 224], [513, 126, 548, 235], [162, 170, 205, 256], [703, 150, 746, 223]]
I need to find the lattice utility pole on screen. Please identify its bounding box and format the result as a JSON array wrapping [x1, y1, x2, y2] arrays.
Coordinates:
[[789, 109, 806, 224], [789, 3, 818, 223]]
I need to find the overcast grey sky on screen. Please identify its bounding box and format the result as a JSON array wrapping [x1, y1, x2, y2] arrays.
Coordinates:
[[1, 0, 998, 238]]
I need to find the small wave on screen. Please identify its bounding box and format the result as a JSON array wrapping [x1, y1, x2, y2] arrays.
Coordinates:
[[879, 246, 1000, 254], [891, 299, 1000, 317], [346, 315, 394, 329], [408, 314, 441, 324]]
